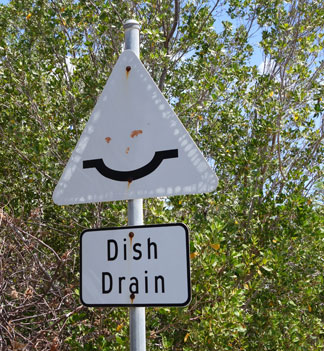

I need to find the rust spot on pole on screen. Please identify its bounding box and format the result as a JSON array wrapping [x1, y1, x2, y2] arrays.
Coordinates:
[[130, 130, 143, 138], [126, 66, 131, 78], [130, 293, 135, 303], [105, 137, 111, 143]]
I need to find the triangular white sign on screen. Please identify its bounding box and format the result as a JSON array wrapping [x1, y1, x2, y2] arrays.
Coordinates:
[[53, 50, 218, 204]]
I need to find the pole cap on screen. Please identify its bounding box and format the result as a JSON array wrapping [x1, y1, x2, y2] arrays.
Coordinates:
[[123, 19, 140, 30]]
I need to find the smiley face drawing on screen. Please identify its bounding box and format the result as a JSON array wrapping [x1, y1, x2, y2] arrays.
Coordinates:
[[83, 148, 178, 183], [83, 127, 178, 184], [52, 50, 218, 205], [83, 129, 178, 182]]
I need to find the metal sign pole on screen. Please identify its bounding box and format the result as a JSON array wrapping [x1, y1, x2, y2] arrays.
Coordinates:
[[124, 20, 146, 351]]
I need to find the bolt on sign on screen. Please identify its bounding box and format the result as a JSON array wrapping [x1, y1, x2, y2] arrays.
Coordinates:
[[52, 49, 218, 205], [80, 224, 191, 306]]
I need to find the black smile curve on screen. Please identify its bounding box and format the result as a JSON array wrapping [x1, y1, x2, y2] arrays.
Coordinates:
[[83, 149, 178, 182]]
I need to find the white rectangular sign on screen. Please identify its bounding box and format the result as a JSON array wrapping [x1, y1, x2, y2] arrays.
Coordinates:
[[80, 223, 191, 307]]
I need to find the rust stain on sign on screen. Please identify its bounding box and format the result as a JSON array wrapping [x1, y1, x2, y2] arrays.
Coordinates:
[[129, 231, 134, 245], [130, 293, 135, 303], [126, 66, 131, 78], [125, 147, 130, 154], [130, 130, 143, 138], [128, 178, 133, 188], [105, 137, 111, 143]]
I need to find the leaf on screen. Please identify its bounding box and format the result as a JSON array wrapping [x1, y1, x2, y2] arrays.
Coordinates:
[[184, 332, 190, 342], [237, 325, 247, 333], [50, 337, 59, 351], [10, 289, 18, 299], [190, 252, 199, 259], [261, 265, 273, 272], [116, 335, 123, 345], [210, 243, 220, 250], [24, 287, 33, 299]]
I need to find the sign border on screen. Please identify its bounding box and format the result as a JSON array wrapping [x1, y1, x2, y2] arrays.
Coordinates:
[[80, 223, 191, 307]]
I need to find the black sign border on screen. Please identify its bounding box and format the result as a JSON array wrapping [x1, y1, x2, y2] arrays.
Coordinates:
[[80, 223, 191, 307]]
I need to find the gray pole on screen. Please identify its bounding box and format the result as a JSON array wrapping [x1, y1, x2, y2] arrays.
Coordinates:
[[124, 19, 146, 351], [124, 19, 140, 57]]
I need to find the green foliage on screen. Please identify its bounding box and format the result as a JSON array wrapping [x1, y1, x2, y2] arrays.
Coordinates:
[[1, 0, 323, 350]]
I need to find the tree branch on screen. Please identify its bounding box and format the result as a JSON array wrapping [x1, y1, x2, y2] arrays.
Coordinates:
[[159, 0, 180, 91]]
